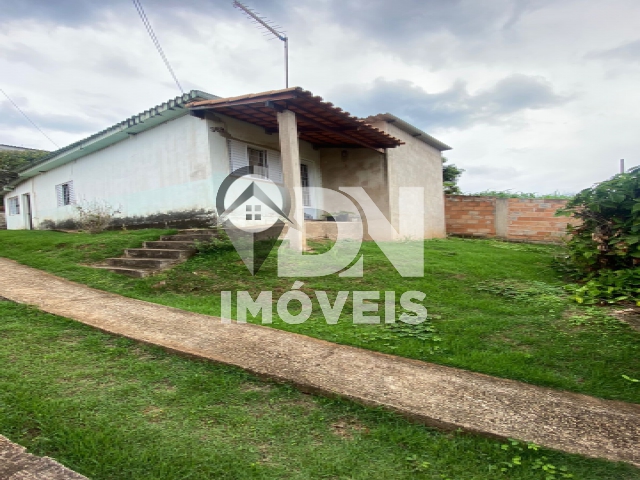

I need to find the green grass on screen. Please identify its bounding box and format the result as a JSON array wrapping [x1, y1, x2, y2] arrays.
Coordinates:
[[0, 230, 638, 406], [1, 301, 637, 479]]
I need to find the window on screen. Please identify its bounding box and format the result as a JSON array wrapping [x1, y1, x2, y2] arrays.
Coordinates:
[[300, 164, 311, 206], [7, 196, 20, 216], [55, 181, 75, 207], [248, 147, 268, 179], [227, 140, 283, 183]]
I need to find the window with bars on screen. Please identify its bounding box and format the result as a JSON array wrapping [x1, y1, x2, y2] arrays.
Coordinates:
[[55, 181, 75, 207], [300, 163, 311, 206], [7, 196, 20, 215]]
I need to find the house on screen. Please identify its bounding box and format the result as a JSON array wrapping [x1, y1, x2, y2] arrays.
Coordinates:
[[2, 87, 451, 241]]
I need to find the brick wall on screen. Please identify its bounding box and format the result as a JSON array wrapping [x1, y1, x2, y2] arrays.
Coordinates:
[[444, 196, 497, 237], [506, 198, 573, 243], [445, 195, 572, 243]]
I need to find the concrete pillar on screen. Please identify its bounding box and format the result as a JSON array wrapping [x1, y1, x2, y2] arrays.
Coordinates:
[[277, 109, 306, 251], [495, 198, 508, 238]]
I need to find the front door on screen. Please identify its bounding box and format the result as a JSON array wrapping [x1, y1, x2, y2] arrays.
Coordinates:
[[22, 194, 33, 230]]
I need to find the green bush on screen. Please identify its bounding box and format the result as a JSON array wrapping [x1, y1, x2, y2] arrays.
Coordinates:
[[556, 167, 640, 304], [465, 190, 574, 199]]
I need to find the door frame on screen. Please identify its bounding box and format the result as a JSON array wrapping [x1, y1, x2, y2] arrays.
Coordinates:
[[22, 193, 33, 230]]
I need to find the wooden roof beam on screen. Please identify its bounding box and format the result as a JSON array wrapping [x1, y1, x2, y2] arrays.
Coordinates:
[[270, 105, 382, 152], [264, 126, 362, 135]]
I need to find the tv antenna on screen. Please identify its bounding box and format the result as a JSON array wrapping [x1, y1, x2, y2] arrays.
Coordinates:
[[233, 1, 289, 88]]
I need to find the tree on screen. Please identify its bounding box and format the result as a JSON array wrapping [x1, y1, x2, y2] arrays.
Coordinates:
[[0, 149, 49, 189], [557, 166, 640, 304], [442, 157, 464, 194]]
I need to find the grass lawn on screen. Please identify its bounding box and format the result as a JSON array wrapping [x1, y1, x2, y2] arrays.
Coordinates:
[[1, 301, 638, 479], [0, 230, 638, 405]]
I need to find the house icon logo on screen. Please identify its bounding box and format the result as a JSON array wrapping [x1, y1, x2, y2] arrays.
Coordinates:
[[216, 166, 293, 274]]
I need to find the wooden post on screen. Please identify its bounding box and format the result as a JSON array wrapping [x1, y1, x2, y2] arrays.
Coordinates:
[[277, 109, 306, 251]]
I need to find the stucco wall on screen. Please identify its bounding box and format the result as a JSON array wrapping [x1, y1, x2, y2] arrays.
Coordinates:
[[4, 110, 329, 230], [318, 147, 388, 217], [4, 108, 446, 239], [4, 114, 214, 230], [370, 121, 446, 239]]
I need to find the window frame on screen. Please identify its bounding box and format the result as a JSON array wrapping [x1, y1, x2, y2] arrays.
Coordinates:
[[227, 139, 283, 184], [7, 196, 20, 216], [56, 181, 75, 207], [300, 163, 311, 207], [247, 147, 269, 179]]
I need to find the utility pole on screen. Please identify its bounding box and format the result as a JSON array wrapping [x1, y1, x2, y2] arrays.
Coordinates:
[[233, 1, 289, 88], [620, 158, 625, 174]]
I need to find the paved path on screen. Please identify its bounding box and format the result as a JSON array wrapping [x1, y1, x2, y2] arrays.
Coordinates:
[[0, 435, 87, 479], [0, 258, 638, 467]]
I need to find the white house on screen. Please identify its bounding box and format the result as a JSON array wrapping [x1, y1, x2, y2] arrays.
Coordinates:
[[3, 87, 451, 240]]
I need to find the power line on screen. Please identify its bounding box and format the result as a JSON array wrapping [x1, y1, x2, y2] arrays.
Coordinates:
[[0, 87, 60, 149], [132, 0, 184, 94]]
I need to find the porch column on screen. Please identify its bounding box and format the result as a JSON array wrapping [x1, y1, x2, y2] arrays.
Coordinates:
[[276, 109, 306, 251]]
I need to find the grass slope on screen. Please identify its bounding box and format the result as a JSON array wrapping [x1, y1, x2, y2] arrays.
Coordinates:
[[0, 230, 638, 404], [1, 301, 637, 479]]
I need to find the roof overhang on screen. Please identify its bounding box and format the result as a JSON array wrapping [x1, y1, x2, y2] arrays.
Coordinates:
[[364, 113, 452, 152], [187, 87, 404, 151], [6, 90, 218, 190]]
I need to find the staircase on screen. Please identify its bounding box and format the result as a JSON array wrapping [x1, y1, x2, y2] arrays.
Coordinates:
[[95, 229, 218, 278]]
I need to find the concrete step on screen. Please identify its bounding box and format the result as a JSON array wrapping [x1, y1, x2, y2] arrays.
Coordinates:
[[106, 257, 176, 269], [160, 234, 217, 242], [94, 266, 152, 278], [144, 241, 198, 250], [179, 229, 219, 234], [125, 248, 193, 260]]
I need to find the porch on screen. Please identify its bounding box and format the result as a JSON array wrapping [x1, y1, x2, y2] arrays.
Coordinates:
[[187, 87, 404, 250]]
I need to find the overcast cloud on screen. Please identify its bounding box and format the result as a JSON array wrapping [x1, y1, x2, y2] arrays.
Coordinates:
[[0, 0, 638, 193]]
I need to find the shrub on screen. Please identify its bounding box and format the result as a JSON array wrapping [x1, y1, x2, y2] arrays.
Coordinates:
[[464, 190, 574, 199], [556, 167, 640, 304], [74, 200, 121, 234]]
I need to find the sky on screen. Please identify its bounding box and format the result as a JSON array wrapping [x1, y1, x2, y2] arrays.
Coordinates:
[[0, 0, 638, 194]]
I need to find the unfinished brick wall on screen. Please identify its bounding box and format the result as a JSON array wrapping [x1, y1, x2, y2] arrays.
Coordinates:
[[506, 198, 572, 243], [445, 195, 572, 243], [444, 196, 496, 237]]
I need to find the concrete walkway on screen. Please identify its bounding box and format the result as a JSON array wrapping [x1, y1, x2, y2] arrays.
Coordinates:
[[0, 435, 88, 479], [0, 258, 638, 468]]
